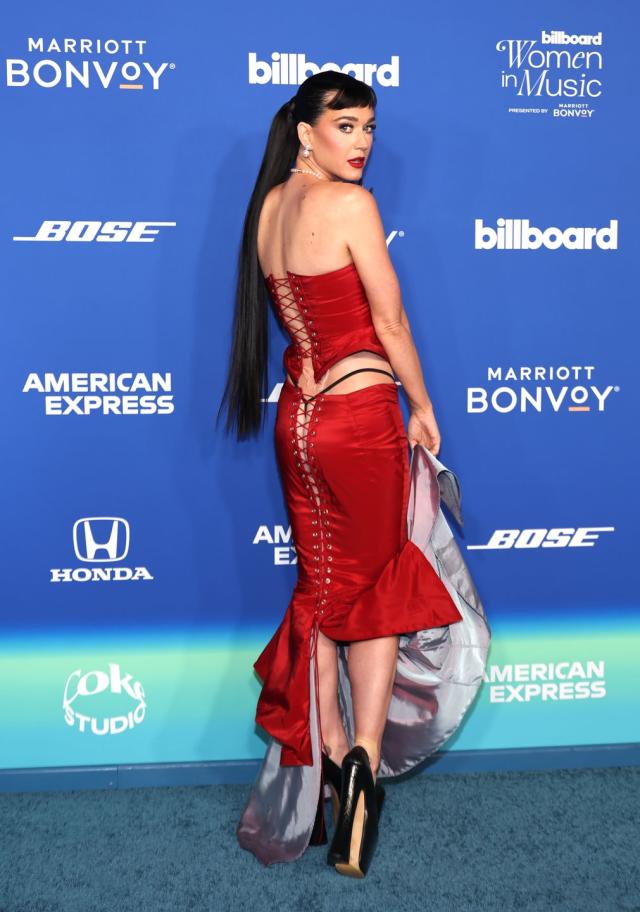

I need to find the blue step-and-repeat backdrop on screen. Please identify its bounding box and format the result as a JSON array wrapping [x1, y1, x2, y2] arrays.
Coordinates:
[[2, 1, 638, 776]]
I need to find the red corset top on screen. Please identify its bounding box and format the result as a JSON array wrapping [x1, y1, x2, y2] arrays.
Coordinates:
[[265, 261, 388, 385]]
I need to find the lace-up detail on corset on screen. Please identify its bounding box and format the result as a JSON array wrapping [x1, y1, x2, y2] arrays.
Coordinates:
[[266, 273, 318, 374], [266, 263, 387, 385]]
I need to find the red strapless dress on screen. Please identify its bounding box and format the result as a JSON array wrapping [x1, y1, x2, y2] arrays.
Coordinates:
[[237, 261, 489, 866], [267, 261, 389, 385]]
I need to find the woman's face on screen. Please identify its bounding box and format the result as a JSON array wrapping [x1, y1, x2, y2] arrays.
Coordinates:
[[297, 102, 376, 182]]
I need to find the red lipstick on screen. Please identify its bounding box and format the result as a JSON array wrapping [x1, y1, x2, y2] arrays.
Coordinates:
[[347, 158, 365, 169]]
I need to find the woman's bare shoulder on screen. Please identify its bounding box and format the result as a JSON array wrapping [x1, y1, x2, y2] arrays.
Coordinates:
[[307, 180, 373, 216], [262, 181, 285, 214], [260, 180, 372, 230]]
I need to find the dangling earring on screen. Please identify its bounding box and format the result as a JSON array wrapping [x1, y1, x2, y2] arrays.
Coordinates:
[[303, 145, 311, 158]]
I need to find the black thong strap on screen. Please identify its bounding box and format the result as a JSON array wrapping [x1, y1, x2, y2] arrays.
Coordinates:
[[296, 368, 396, 408]]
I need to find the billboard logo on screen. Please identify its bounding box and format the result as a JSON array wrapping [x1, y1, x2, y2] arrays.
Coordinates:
[[63, 663, 147, 734], [496, 30, 604, 116], [475, 218, 618, 250], [540, 30, 602, 46], [249, 52, 399, 87]]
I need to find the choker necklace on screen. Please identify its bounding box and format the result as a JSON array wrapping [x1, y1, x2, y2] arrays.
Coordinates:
[[290, 167, 324, 180]]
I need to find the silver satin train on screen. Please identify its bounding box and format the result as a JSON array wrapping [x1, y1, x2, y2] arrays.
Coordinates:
[[236, 442, 492, 865]]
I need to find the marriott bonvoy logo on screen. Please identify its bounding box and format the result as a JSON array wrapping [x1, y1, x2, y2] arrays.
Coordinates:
[[6, 37, 175, 91], [467, 364, 619, 414], [249, 52, 399, 86]]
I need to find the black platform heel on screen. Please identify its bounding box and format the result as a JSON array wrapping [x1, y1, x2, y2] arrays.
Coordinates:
[[327, 744, 380, 877], [308, 749, 343, 846], [376, 781, 386, 820]]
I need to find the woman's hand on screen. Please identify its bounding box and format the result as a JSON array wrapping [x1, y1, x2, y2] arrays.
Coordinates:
[[407, 405, 440, 456]]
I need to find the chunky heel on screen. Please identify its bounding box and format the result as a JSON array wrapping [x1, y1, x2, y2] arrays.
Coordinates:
[[309, 749, 343, 846], [327, 745, 380, 877], [376, 782, 385, 819]]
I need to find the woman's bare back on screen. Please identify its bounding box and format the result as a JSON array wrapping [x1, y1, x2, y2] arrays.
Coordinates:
[[257, 178, 395, 398]]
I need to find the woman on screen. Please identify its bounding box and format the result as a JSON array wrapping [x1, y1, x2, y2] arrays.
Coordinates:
[[218, 71, 489, 877]]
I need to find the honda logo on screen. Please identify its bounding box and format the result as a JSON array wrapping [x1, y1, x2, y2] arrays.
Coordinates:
[[73, 517, 130, 562]]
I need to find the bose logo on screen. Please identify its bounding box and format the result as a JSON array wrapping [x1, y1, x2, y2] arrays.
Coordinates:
[[469, 528, 615, 550], [13, 220, 176, 242]]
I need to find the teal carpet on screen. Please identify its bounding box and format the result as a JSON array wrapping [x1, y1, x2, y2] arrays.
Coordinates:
[[1, 765, 639, 912]]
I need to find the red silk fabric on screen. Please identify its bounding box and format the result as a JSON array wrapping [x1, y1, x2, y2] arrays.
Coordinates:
[[266, 262, 389, 385], [253, 379, 463, 767]]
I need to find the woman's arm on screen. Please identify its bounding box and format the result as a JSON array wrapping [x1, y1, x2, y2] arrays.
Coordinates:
[[336, 183, 433, 414]]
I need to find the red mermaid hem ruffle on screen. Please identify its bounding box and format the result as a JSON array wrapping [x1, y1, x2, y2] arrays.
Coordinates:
[[252, 537, 463, 767]]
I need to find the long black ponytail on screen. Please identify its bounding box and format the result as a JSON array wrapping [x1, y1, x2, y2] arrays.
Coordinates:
[[216, 71, 378, 440]]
